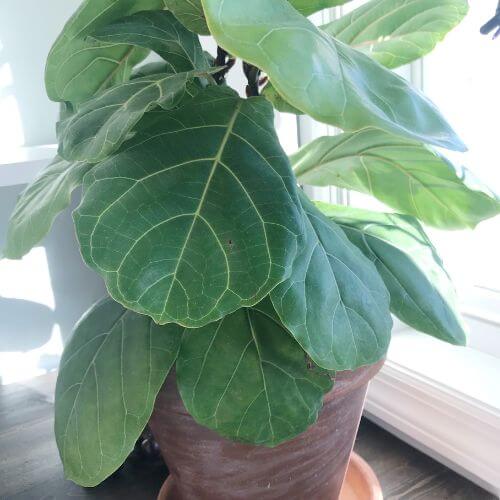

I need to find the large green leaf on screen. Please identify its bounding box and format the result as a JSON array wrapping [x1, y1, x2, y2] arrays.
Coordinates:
[[292, 128, 499, 229], [59, 70, 207, 164], [2, 157, 91, 260], [318, 204, 467, 345], [45, 0, 166, 103], [91, 10, 210, 73], [271, 192, 392, 371], [55, 297, 183, 487], [201, 0, 465, 151], [323, 0, 468, 69], [176, 299, 333, 446], [74, 86, 302, 328]]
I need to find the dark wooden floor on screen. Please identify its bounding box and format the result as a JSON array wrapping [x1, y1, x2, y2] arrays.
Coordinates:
[[0, 375, 495, 500]]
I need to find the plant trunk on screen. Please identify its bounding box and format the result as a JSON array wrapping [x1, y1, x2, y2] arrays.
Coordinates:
[[149, 360, 384, 500]]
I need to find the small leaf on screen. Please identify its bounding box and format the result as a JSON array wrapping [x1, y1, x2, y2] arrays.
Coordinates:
[[262, 83, 303, 115], [271, 192, 392, 371], [202, 0, 466, 151], [164, 0, 211, 35], [292, 128, 500, 229], [318, 204, 467, 346], [59, 71, 207, 163], [164, 0, 351, 35], [55, 297, 183, 487], [92, 10, 210, 73], [176, 299, 333, 447], [132, 62, 174, 79], [74, 86, 303, 328], [3, 157, 91, 259], [45, 0, 165, 103], [323, 0, 468, 69], [288, 0, 352, 16]]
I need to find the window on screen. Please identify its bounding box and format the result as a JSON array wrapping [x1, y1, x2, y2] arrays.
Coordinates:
[[422, 1, 500, 297]]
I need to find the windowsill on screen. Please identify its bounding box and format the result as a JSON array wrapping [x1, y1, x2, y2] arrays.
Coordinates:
[[384, 330, 499, 410], [365, 327, 500, 497], [0, 144, 56, 187]]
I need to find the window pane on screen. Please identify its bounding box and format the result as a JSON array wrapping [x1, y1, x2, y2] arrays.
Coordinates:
[[423, 1, 499, 292]]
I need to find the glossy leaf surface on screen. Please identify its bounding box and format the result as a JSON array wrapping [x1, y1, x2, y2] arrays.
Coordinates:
[[271, 192, 392, 371], [3, 157, 91, 259], [59, 71, 205, 163], [202, 0, 465, 151], [176, 299, 333, 446], [45, 0, 165, 103], [292, 128, 499, 229], [323, 0, 468, 69], [55, 297, 183, 486], [92, 10, 209, 73], [74, 87, 302, 327], [318, 204, 467, 345]]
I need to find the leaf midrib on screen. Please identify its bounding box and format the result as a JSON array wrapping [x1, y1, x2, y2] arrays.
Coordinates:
[[161, 101, 242, 317]]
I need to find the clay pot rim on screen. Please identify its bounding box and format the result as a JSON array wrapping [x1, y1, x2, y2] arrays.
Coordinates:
[[325, 358, 385, 402]]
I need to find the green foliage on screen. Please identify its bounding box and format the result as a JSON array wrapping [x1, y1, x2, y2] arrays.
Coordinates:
[[55, 298, 183, 486], [164, 0, 352, 35], [45, 0, 165, 103], [91, 10, 210, 73], [58, 70, 209, 163], [290, 0, 352, 16], [6, 0, 498, 487], [323, 0, 469, 69], [271, 192, 392, 371], [74, 86, 303, 327], [318, 204, 467, 345], [3, 157, 91, 259], [262, 83, 303, 115], [164, 0, 211, 34], [177, 299, 333, 446], [292, 128, 500, 229], [202, 0, 465, 151]]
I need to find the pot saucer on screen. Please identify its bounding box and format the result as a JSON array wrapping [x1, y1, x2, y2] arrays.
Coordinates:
[[339, 452, 383, 500]]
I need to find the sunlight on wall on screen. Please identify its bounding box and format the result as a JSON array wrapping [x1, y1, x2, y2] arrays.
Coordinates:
[[0, 248, 63, 385], [0, 248, 55, 307], [0, 326, 63, 385]]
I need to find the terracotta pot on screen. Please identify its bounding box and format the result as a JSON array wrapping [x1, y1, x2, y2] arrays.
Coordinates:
[[157, 451, 383, 500], [149, 360, 384, 500]]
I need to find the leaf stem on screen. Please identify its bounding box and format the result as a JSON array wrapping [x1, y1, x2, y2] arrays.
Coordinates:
[[243, 62, 261, 97], [213, 46, 236, 84]]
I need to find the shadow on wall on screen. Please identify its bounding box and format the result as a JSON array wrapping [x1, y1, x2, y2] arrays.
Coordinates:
[[0, 1, 102, 384], [0, 184, 106, 383], [0, 0, 81, 148]]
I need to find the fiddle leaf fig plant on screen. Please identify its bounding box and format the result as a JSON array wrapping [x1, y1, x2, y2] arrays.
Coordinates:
[[3, 0, 499, 488]]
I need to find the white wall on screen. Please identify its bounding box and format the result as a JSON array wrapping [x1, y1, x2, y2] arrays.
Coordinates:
[[0, 0, 81, 149], [0, 1, 104, 384]]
